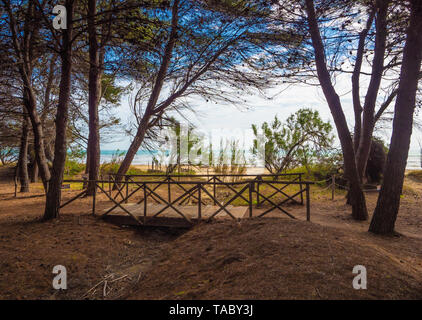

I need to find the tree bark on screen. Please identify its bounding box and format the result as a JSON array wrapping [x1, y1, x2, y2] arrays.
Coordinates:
[[114, 0, 180, 184], [25, 88, 51, 190], [305, 0, 368, 220], [369, 0, 422, 234], [43, 0, 74, 220], [355, 0, 389, 180], [18, 115, 30, 192], [116, 117, 150, 183], [85, 148, 90, 174], [86, 0, 103, 196], [4, 0, 51, 190], [30, 156, 38, 183], [351, 10, 375, 152]]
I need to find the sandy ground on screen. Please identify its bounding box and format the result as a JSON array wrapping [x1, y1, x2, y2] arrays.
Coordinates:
[[0, 166, 421, 299]]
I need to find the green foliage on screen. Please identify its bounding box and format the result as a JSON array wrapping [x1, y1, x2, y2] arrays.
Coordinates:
[[252, 108, 334, 174], [284, 151, 342, 186], [163, 121, 205, 173], [127, 166, 147, 176], [64, 148, 86, 176], [64, 160, 85, 176], [99, 150, 125, 176], [213, 138, 247, 180], [101, 74, 129, 106], [67, 146, 86, 162]]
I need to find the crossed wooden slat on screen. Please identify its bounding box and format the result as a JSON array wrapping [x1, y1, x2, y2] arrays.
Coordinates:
[[213, 176, 249, 203], [258, 178, 302, 206], [110, 176, 126, 201], [135, 177, 168, 204], [255, 188, 305, 219], [169, 176, 208, 206], [147, 184, 197, 222], [98, 183, 143, 225], [59, 189, 87, 209], [201, 184, 249, 221]]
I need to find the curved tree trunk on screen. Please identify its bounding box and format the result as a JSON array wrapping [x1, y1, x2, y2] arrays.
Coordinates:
[[5, 0, 51, 190], [114, 118, 150, 186], [24, 88, 51, 190], [352, 10, 375, 153], [305, 0, 368, 220], [355, 0, 389, 180], [114, 0, 180, 184], [369, 0, 422, 234]]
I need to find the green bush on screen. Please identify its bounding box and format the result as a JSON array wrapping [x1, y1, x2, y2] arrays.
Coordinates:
[[286, 161, 340, 185], [127, 166, 147, 175], [64, 159, 85, 176], [99, 163, 164, 176], [99, 162, 120, 175]]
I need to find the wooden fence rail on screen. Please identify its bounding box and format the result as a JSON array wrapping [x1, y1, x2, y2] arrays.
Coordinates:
[[61, 173, 313, 226]]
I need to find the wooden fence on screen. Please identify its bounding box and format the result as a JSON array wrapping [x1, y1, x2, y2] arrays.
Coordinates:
[[61, 173, 313, 226]]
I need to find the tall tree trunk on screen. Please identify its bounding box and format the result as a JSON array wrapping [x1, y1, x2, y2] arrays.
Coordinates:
[[369, 0, 422, 234], [18, 115, 30, 192], [43, 0, 74, 221], [30, 156, 38, 183], [355, 0, 389, 180], [4, 0, 51, 190], [86, 0, 103, 196], [305, 0, 368, 220], [40, 56, 55, 174], [115, 117, 151, 184], [352, 10, 375, 152], [85, 150, 90, 174], [24, 87, 51, 190], [114, 0, 180, 184]]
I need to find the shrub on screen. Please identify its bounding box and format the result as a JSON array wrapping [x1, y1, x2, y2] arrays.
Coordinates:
[[64, 159, 85, 176], [127, 166, 147, 175], [365, 138, 387, 183], [99, 162, 120, 176]]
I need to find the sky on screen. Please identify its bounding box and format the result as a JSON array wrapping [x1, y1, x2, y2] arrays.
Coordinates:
[[101, 76, 422, 154]]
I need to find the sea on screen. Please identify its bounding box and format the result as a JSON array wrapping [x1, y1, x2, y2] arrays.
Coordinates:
[[99, 149, 422, 170]]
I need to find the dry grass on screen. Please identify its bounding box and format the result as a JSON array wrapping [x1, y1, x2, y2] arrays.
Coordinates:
[[127, 218, 422, 299], [0, 165, 421, 300], [407, 170, 422, 182]]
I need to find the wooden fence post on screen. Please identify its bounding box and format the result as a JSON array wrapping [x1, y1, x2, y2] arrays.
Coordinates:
[[143, 183, 147, 224], [125, 176, 129, 203], [299, 173, 304, 205], [92, 182, 97, 216], [14, 175, 17, 198], [108, 174, 111, 196], [249, 181, 253, 218], [167, 176, 171, 203], [213, 175, 216, 205], [306, 183, 310, 221], [198, 184, 202, 220], [256, 175, 261, 207]]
